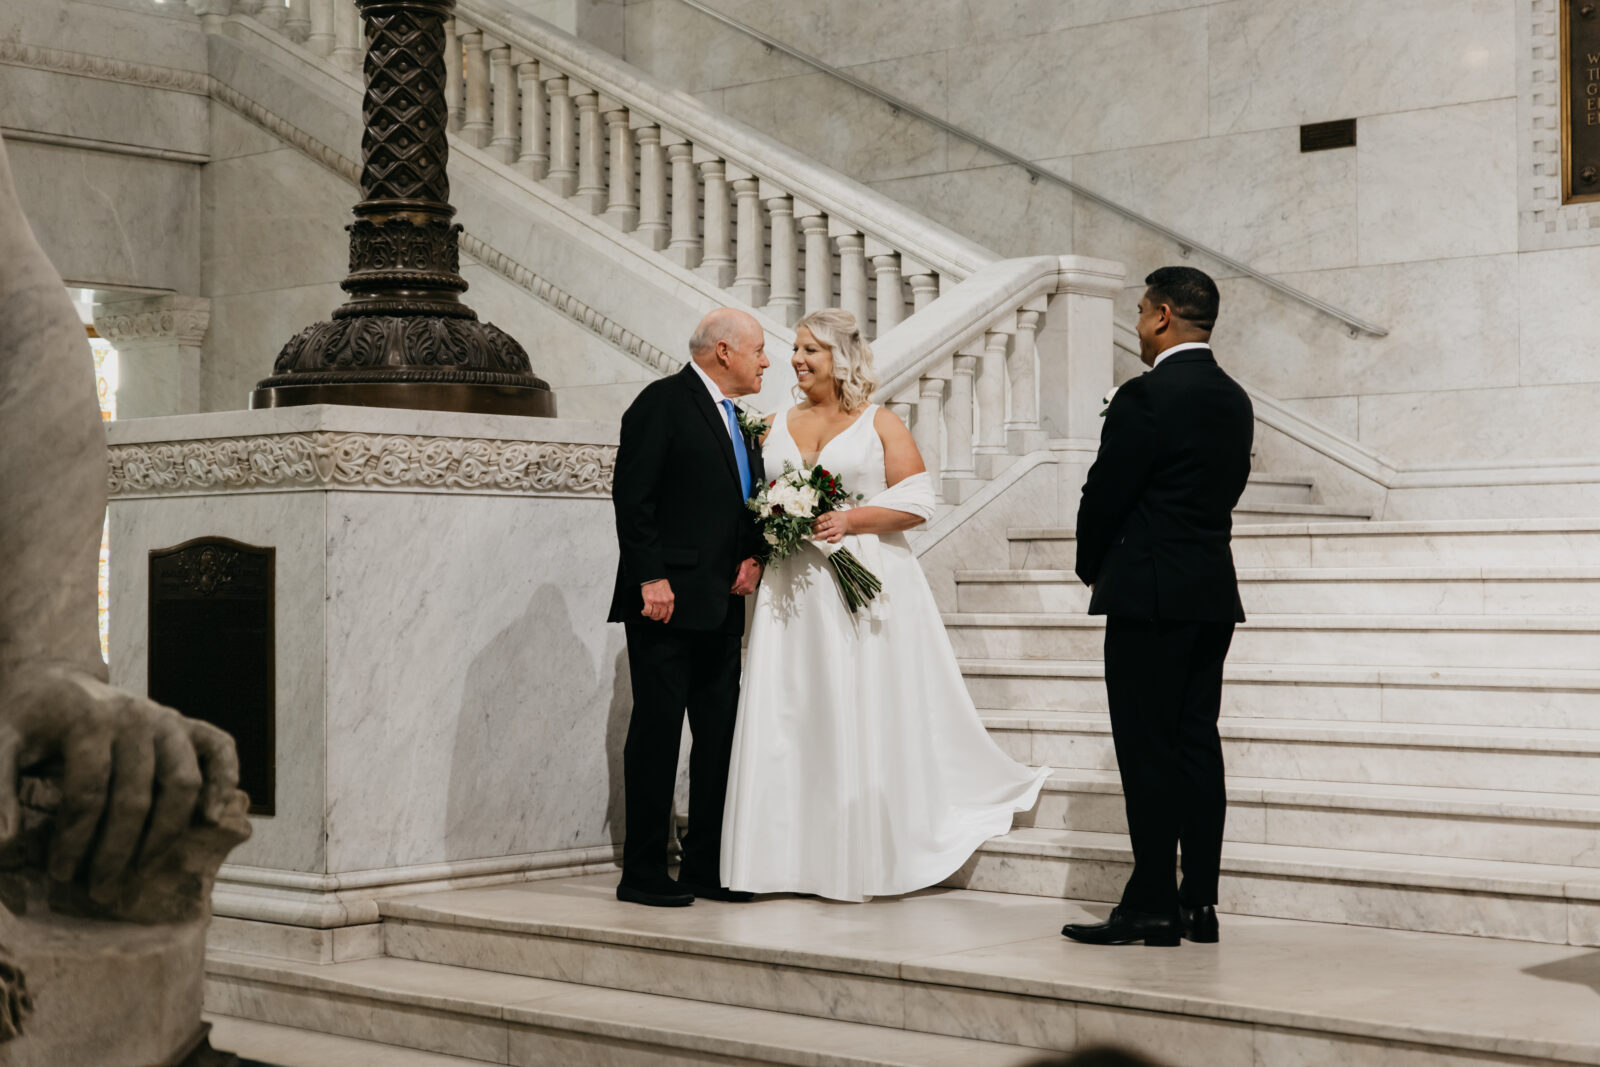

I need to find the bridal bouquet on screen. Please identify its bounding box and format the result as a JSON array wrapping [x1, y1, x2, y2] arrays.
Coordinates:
[[749, 463, 883, 613]]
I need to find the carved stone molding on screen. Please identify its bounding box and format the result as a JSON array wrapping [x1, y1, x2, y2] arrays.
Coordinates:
[[1519, 0, 1600, 249], [208, 80, 685, 382], [0, 40, 210, 96], [94, 296, 211, 349], [108, 432, 617, 498]]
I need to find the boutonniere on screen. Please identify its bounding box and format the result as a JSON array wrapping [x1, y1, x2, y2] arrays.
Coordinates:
[[735, 407, 769, 450], [1099, 386, 1118, 417]]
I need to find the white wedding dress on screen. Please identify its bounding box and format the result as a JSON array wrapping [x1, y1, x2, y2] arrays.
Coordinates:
[[721, 405, 1050, 901]]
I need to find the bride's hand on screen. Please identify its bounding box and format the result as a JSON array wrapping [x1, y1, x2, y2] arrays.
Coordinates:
[[812, 510, 850, 543]]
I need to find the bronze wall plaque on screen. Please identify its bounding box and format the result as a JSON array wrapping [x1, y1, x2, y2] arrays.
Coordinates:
[[1565, 0, 1600, 203], [148, 537, 276, 816]]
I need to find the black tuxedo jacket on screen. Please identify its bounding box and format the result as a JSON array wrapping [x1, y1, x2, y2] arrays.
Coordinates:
[[607, 365, 766, 633], [1075, 347, 1254, 622]]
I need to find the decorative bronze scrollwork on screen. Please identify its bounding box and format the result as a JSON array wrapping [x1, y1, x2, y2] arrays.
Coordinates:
[[254, 0, 554, 416]]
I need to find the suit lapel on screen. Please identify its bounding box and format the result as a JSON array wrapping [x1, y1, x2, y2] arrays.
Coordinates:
[[677, 366, 742, 492]]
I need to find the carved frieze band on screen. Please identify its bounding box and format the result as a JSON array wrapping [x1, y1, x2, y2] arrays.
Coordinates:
[[108, 432, 616, 497], [0, 40, 210, 96], [95, 298, 212, 348], [208, 81, 685, 380]]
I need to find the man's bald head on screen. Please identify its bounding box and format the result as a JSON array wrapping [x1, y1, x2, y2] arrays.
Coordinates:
[[689, 308, 768, 398]]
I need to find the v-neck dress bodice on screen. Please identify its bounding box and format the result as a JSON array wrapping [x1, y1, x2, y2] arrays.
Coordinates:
[[721, 405, 1049, 901]]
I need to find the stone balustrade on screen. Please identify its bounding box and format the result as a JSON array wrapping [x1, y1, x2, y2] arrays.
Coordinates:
[[202, 0, 1123, 507]]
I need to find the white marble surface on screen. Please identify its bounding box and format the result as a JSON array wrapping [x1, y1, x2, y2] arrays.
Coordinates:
[[0, 64, 210, 157]]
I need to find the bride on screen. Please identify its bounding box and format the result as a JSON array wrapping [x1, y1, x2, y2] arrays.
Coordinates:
[[721, 308, 1050, 901]]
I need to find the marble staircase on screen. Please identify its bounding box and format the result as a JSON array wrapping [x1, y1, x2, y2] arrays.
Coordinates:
[[943, 519, 1600, 949], [204, 875, 1600, 1066]]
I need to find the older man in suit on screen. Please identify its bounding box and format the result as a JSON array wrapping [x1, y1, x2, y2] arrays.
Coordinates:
[[1063, 266, 1254, 947]]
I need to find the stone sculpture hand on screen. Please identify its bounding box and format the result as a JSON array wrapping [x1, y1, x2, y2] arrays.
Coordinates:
[[0, 662, 242, 901]]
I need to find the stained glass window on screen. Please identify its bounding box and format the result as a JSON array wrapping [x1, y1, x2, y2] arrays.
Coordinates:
[[91, 330, 118, 663]]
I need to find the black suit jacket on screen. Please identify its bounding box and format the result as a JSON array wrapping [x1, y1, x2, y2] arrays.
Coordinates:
[[607, 366, 766, 633], [1075, 347, 1254, 622]]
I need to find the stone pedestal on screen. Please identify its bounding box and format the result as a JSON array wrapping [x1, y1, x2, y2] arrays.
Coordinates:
[[93, 295, 210, 419], [106, 405, 626, 942]]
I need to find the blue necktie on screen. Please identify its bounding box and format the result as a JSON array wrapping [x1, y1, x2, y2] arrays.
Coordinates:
[[721, 399, 752, 500]]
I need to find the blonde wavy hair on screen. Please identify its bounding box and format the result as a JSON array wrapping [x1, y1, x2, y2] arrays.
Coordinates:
[[794, 308, 878, 413]]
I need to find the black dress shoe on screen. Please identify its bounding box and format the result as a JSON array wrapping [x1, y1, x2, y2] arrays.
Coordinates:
[[1061, 907, 1181, 946], [677, 880, 754, 903], [1180, 904, 1219, 943], [616, 879, 694, 907]]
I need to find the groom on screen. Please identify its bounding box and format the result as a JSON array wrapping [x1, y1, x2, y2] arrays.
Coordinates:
[[608, 307, 769, 907], [1063, 266, 1253, 947]]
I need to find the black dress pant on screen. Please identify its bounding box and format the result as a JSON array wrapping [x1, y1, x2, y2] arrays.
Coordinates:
[[621, 621, 742, 886], [1104, 616, 1235, 915]]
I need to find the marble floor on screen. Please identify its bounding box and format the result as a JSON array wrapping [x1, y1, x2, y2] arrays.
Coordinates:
[[208, 873, 1600, 1066]]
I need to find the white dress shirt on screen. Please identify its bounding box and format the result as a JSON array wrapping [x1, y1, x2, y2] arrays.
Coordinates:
[[1151, 341, 1211, 369]]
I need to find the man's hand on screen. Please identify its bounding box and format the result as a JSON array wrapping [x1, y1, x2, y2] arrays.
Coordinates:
[[731, 558, 763, 596], [640, 579, 675, 623]]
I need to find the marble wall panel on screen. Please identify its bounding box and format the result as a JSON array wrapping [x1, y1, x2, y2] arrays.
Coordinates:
[[948, 8, 1211, 162], [1208, 0, 1516, 136], [1516, 245, 1600, 388], [0, 67, 209, 157], [868, 158, 1074, 258], [321, 492, 626, 873], [1355, 383, 1600, 466], [108, 490, 329, 873], [6, 140, 201, 292], [621, 0, 818, 94], [1073, 125, 1359, 275], [1357, 100, 1519, 266], [720, 52, 949, 183], [1212, 254, 1521, 402], [951, 0, 1232, 46], [201, 145, 353, 299], [203, 282, 343, 413], [0, 0, 207, 74], [209, 98, 288, 163], [1282, 396, 1359, 440]]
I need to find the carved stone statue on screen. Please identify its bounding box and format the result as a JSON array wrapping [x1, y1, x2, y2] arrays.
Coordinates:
[[0, 132, 253, 1064]]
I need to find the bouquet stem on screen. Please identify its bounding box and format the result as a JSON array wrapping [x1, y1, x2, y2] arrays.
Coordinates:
[[826, 547, 883, 614]]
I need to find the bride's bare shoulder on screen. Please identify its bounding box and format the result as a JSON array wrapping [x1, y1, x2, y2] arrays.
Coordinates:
[[872, 405, 913, 442]]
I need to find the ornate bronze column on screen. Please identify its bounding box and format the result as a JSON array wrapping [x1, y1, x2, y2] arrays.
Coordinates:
[[252, 0, 555, 417]]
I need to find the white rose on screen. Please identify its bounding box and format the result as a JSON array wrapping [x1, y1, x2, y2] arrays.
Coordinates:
[[793, 486, 820, 518], [1099, 386, 1119, 417], [763, 529, 780, 546], [769, 484, 799, 512], [758, 499, 774, 518]]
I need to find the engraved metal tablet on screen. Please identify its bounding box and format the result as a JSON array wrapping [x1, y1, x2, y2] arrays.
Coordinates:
[[148, 537, 275, 815], [1565, 0, 1600, 203]]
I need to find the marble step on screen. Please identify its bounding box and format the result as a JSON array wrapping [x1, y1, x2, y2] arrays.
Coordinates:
[[207, 1015, 489, 1067], [959, 659, 1600, 729], [1025, 769, 1600, 868], [1232, 503, 1373, 523], [1238, 472, 1316, 506], [955, 827, 1600, 947], [982, 712, 1600, 794], [944, 612, 1600, 670], [954, 566, 1600, 616], [370, 876, 1600, 1065], [1007, 518, 1600, 570], [205, 950, 1040, 1067]]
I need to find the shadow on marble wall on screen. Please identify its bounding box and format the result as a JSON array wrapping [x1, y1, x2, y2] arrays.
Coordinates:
[[447, 583, 629, 860]]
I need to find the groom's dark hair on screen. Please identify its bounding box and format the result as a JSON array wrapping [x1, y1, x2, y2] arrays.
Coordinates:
[[1144, 266, 1219, 333]]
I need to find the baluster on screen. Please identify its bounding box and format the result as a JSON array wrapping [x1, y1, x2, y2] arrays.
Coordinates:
[[866, 239, 903, 339], [907, 265, 939, 314], [731, 170, 768, 307], [888, 399, 914, 427], [976, 329, 1010, 456], [285, 0, 311, 42], [460, 28, 492, 147], [664, 134, 700, 268], [308, 0, 335, 56], [945, 347, 978, 479], [602, 100, 638, 230], [697, 152, 734, 287], [333, 0, 362, 73], [833, 228, 868, 327], [443, 19, 464, 132], [192, 0, 234, 31], [260, 0, 288, 31], [543, 74, 576, 196], [488, 43, 520, 163], [798, 206, 831, 314], [573, 85, 606, 213], [915, 376, 946, 498], [515, 59, 547, 179], [1007, 302, 1045, 445], [763, 184, 799, 325], [634, 122, 669, 250]]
